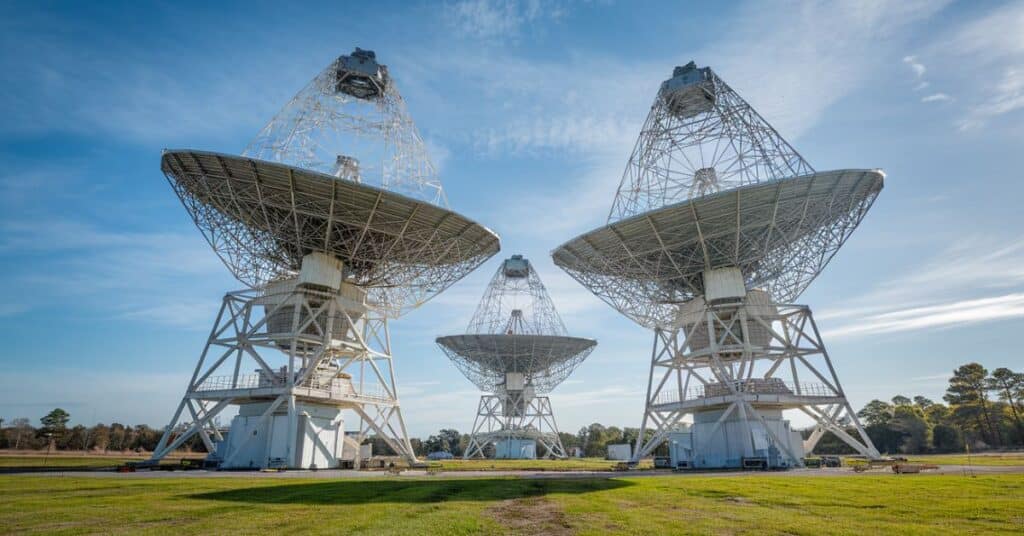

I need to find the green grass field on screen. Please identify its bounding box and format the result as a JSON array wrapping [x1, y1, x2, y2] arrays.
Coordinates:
[[0, 456, 144, 468], [903, 452, 1024, 467], [0, 454, 202, 469], [1, 473, 1021, 535], [430, 457, 651, 472], [0, 455, 643, 472]]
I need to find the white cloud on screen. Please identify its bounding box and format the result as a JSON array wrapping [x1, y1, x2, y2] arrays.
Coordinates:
[[903, 55, 927, 78], [958, 67, 1024, 131], [914, 81, 930, 91], [909, 373, 951, 383], [445, 0, 565, 42], [704, 0, 951, 139], [820, 237, 1024, 339], [921, 92, 952, 103], [824, 292, 1024, 339], [933, 1, 1024, 130], [0, 218, 226, 328]]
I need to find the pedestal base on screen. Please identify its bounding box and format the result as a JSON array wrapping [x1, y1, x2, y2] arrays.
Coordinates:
[[633, 296, 879, 468], [217, 401, 348, 469], [464, 394, 566, 459]]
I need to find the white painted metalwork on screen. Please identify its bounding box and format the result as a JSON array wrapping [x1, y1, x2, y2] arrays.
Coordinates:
[[631, 296, 879, 466], [551, 62, 882, 468], [151, 281, 420, 465], [463, 394, 566, 459], [437, 255, 596, 458], [152, 49, 500, 468], [244, 48, 446, 207], [608, 61, 813, 221]]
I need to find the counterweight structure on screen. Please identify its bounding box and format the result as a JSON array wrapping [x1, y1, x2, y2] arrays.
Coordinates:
[[553, 62, 881, 469], [437, 255, 596, 458], [151, 49, 499, 469]]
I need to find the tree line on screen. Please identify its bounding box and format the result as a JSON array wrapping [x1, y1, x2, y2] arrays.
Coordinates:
[[0, 408, 198, 453], [812, 363, 1023, 454], [4, 362, 1021, 457]]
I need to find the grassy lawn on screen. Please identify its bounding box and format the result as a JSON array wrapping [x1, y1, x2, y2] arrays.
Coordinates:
[[903, 452, 1024, 467], [0, 453, 203, 469], [0, 456, 144, 468], [430, 457, 650, 472], [1, 473, 1021, 535]]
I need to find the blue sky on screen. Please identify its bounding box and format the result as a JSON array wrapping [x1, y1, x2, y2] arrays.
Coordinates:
[[1, 0, 1023, 437]]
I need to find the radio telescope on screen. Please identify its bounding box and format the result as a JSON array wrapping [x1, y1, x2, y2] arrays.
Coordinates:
[[553, 62, 882, 469], [437, 255, 596, 459], [149, 48, 499, 469]]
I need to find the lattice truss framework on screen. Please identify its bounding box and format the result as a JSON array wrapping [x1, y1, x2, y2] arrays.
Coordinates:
[[468, 257, 567, 335], [463, 394, 566, 459], [163, 151, 499, 317], [608, 63, 813, 222], [150, 284, 418, 465], [631, 299, 879, 464], [243, 53, 446, 207]]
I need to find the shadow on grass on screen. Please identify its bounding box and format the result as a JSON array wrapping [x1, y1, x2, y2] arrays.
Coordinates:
[[190, 477, 632, 505]]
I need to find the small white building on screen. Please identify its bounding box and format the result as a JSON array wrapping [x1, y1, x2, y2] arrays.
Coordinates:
[[667, 408, 805, 469], [606, 443, 632, 461], [216, 401, 345, 469], [494, 439, 537, 459]]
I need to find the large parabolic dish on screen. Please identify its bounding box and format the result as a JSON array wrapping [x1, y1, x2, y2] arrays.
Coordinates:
[[437, 334, 596, 393], [162, 47, 499, 317], [553, 169, 882, 329], [163, 150, 499, 317]]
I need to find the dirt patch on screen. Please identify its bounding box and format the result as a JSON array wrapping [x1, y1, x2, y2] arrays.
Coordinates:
[[487, 497, 574, 535]]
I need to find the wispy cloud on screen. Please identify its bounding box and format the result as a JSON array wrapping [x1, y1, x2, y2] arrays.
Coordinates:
[[825, 293, 1024, 339], [820, 238, 1024, 339], [903, 55, 927, 78], [921, 92, 952, 103], [705, 0, 951, 139], [444, 0, 566, 42], [0, 218, 226, 328], [909, 373, 951, 383], [931, 1, 1024, 130], [958, 67, 1024, 131]]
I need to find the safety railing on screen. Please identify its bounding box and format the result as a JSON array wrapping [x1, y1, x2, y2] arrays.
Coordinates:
[[195, 373, 391, 402], [652, 380, 837, 405]]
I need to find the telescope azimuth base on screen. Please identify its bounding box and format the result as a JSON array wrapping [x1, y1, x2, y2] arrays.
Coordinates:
[[463, 394, 566, 459], [149, 284, 418, 469], [632, 299, 879, 469]]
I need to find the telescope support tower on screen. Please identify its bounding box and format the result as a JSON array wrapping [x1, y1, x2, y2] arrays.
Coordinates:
[[631, 290, 879, 467], [150, 277, 418, 468], [464, 392, 566, 459]]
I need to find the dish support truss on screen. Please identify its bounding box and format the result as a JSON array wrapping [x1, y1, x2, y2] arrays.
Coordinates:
[[631, 297, 879, 465], [464, 392, 566, 459], [149, 284, 418, 467], [608, 63, 813, 222], [467, 255, 567, 336], [243, 52, 447, 207]]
